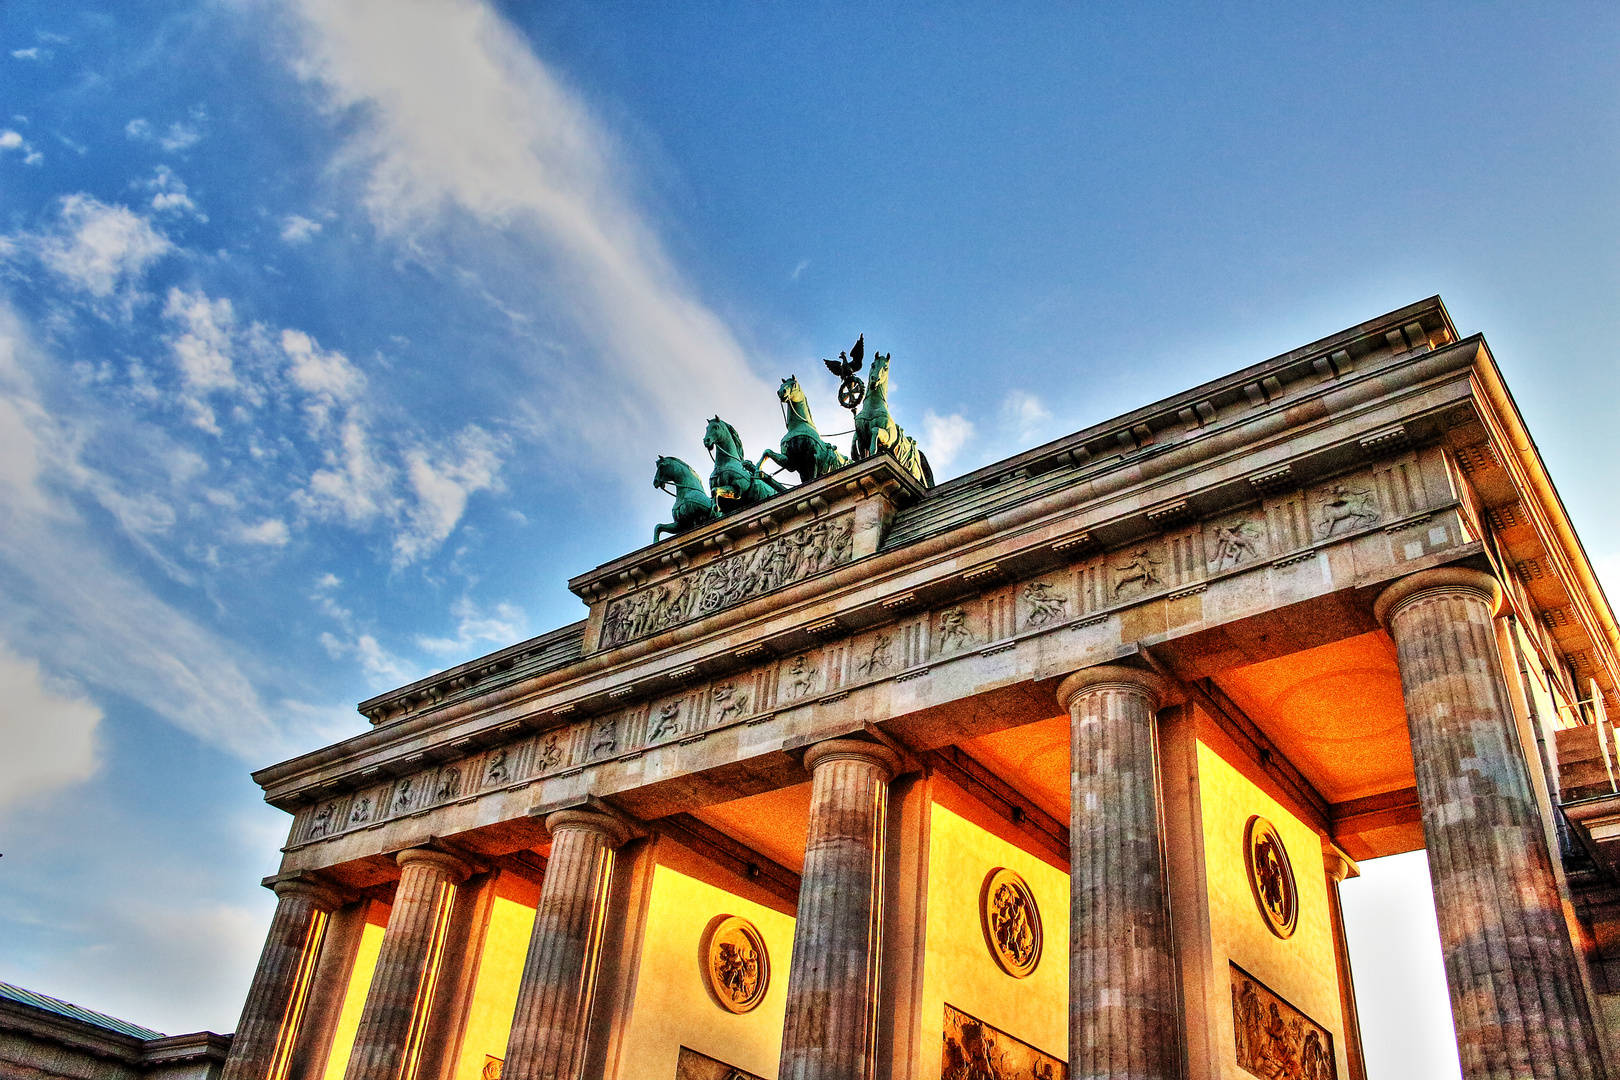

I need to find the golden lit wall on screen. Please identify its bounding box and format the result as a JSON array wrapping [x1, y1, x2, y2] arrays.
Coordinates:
[[1196, 741, 1348, 1080], [451, 873, 540, 1080], [322, 901, 390, 1080], [918, 801, 1069, 1078], [615, 864, 795, 1080]]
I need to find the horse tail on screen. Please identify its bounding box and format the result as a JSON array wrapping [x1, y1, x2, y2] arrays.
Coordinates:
[[919, 450, 935, 488]]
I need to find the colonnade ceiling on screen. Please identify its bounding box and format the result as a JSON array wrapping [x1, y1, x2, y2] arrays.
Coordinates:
[[691, 782, 812, 875], [1211, 631, 1413, 806]]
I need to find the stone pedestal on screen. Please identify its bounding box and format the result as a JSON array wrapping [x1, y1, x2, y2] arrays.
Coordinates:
[[1377, 567, 1606, 1080], [778, 739, 902, 1080], [504, 810, 631, 1080], [1056, 665, 1179, 1080], [343, 849, 472, 1080], [223, 877, 344, 1080]]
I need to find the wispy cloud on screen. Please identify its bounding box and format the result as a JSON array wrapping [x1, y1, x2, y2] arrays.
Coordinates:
[[280, 214, 322, 243], [0, 642, 100, 809], [26, 195, 172, 310], [922, 410, 975, 473], [286, 0, 777, 473]]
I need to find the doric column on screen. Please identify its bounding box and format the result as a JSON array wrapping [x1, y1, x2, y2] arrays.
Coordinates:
[[504, 810, 631, 1080], [1376, 567, 1606, 1080], [1056, 664, 1179, 1080], [778, 738, 902, 1080], [223, 876, 344, 1080], [1322, 845, 1367, 1080], [343, 849, 472, 1080]]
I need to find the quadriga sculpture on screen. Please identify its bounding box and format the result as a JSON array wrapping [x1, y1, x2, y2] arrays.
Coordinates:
[[851, 350, 934, 487], [704, 416, 787, 514], [758, 375, 849, 485], [652, 455, 719, 543]]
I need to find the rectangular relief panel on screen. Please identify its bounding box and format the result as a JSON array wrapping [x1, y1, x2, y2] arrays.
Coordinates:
[[674, 1045, 764, 1080], [1230, 963, 1336, 1080], [943, 1003, 1066, 1080]]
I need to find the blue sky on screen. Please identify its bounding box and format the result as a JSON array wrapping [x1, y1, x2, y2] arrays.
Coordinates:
[[0, 1, 1615, 1069]]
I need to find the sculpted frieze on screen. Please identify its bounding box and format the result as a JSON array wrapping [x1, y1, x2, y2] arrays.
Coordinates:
[[600, 513, 854, 649], [1207, 515, 1266, 573]]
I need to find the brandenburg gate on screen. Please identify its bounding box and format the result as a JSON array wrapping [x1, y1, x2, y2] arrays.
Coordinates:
[[219, 298, 1620, 1080]]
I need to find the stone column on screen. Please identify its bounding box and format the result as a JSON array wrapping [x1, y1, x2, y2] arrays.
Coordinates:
[[504, 810, 631, 1080], [1322, 845, 1367, 1080], [1056, 664, 1179, 1080], [1376, 567, 1606, 1080], [778, 738, 902, 1080], [343, 849, 472, 1080], [223, 876, 344, 1080]]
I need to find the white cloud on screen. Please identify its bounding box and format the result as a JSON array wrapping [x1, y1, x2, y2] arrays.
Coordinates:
[[0, 301, 281, 760], [280, 215, 322, 242], [11, 47, 44, 61], [160, 123, 201, 152], [286, 0, 776, 472], [146, 166, 206, 220], [922, 410, 974, 472], [0, 131, 21, 149], [394, 425, 505, 566], [31, 195, 172, 303], [0, 642, 100, 808], [1002, 389, 1052, 441], [163, 288, 242, 433], [281, 328, 364, 428], [0, 128, 43, 166], [416, 595, 525, 658], [239, 518, 290, 546], [125, 118, 151, 140], [320, 630, 415, 687]]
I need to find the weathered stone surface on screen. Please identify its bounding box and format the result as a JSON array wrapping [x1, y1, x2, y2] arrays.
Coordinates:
[[503, 810, 630, 1080], [1057, 664, 1179, 1080], [222, 878, 343, 1080], [342, 849, 471, 1080], [778, 739, 900, 1080], [1377, 568, 1605, 1080]]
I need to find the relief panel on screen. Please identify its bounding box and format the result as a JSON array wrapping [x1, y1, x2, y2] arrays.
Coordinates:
[[943, 1004, 1065, 1080], [933, 603, 979, 657], [1206, 512, 1268, 573], [599, 513, 854, 648], [1230, 964, 1335, 1080]]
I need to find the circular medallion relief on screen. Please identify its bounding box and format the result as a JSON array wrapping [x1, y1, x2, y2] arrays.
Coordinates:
[[1244, 816, 1299, 939], [980, 868, 1043, 978], [701, 915, 770, 1013]]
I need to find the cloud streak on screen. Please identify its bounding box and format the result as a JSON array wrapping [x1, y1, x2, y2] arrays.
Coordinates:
[[287, 0, 777, 471]]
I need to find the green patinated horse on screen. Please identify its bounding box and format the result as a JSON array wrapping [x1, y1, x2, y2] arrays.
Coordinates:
[[653, 455, 719, 543], [759, 375, 849, 485], [704, 416, 788, 514], [851, 351, 934, 487]]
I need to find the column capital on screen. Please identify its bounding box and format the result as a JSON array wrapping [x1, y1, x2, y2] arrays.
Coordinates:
[[801, 737, 902, 782], [1056, 663, 1171, 712], [266, 872, 347, 912], [544, 808, 632, 849], [1373, 566, 1503, 629], [1321, 840, 1360, 884], [395, 846, 473, 884]]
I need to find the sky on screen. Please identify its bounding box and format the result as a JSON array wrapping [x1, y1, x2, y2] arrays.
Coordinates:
[[0, 1, 1615, 1070]]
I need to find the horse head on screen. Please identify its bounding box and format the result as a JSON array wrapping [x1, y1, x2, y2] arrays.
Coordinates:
[[654, 455, 680, 490], [703, 416, 742, 460], [777, 375, 802, 403], [866, 351, 891, 395]]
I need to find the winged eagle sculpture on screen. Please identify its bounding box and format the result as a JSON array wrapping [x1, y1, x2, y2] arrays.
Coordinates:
[[824, 333, 866, 411]]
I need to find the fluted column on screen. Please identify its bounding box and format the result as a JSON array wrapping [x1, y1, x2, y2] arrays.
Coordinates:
[[343, 849, 472, 1080], [1322, 845, 1367, 1080], [778, 738, 901, 1080], [1057, 664, 1179, 1080], [504, 810, 631, 1080], [223, 877, 344, 1080], [1377, 568, 1606, 1080]]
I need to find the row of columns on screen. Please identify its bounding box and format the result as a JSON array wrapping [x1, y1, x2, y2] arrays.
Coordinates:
[[224, 567, 1607, 1080]]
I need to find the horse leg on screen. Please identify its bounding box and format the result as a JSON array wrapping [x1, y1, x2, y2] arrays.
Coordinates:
[[759, 448, 789, 471], [654, 521, 676, 543]]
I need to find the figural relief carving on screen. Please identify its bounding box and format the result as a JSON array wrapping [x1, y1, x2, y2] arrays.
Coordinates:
[[590, 717, 618, 759], [1113, 549, 1163, 596], [599, 513, 854, 648], [1208, 517, 1265, 572], [309, 803, 334, 838], [393, 779, 413, 813], [1313, 482, 1379, 538], [702, 915, 770, 1014], [855, 633, 894, 676], [537, 731, 566, 771], [785, 654, 818, 699], [349, 796, 371, 824], [943, 1004, 1064, 1080], [1021, 581, 1067, 629], [980, 867, 1043, 978], [712, 683, 749, 723], [649, 700, 683, 742], [1231, 965, 1334, 1080], [1244, 816, 1298, 939], [435, 768, 460, 801], [937, 607, 972, 653], [485, 749, 509, 785]]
